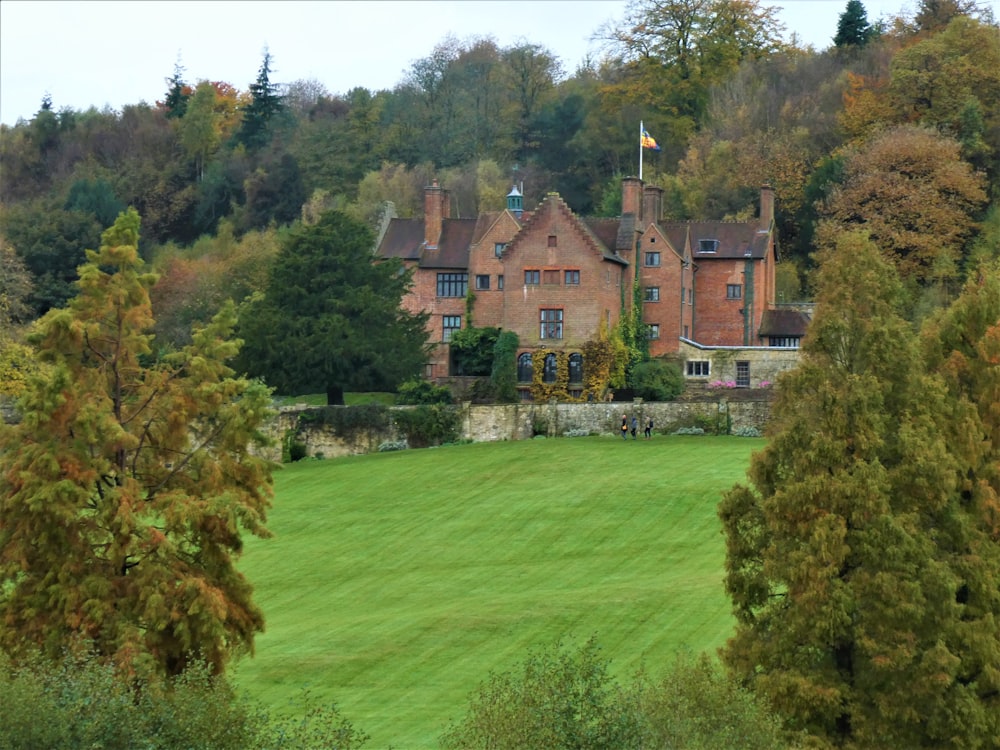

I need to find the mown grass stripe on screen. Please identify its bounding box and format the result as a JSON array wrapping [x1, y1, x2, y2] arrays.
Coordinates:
[[235, 435, 763, 748]]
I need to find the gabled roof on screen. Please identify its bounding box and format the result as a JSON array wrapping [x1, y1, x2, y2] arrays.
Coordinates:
[[585, 216, 634, 257], [509, 193, 628, 266], [661, 221, 772, 260], [377, 219, 424, 262], [759, 309, 811, 337], [419, 219, 477, 269]]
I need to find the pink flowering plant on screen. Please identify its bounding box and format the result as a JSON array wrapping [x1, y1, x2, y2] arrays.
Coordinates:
[[708, 380, 738, 389]]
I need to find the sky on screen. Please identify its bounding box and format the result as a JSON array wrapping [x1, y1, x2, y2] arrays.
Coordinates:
[[0, 0, 966, 127]]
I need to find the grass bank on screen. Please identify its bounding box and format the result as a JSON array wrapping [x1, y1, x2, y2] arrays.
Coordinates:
[[235, 435, 764, 748]]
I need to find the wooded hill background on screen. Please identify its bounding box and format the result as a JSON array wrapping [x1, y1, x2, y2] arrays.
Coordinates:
[[1, 0, 997, 349]]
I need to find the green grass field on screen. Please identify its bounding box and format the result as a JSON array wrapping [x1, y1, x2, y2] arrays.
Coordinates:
[[234, 435, 764, 748]]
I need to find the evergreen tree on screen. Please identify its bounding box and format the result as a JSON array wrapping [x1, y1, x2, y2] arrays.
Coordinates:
[[236, 210, 430, 405], [236, 49, 285, 151], [834, 0, 874, 48], [719, 231, 999, 748], [0, 209, 274, 677], [163, 60, 190, 119]]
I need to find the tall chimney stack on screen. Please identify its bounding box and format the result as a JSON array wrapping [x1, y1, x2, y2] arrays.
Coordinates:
[[643, 185, 663, 225], [424, 180, 446, 247], [621, 176, 643, 223], [759, 184, 774, 232]]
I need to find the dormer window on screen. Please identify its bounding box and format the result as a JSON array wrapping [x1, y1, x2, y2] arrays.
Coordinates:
[[699, 239, 719, 253], [494, 242, 507, 258]]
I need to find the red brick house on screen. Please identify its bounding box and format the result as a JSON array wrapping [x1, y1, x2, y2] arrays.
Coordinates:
[[376, 177, 807, 394]]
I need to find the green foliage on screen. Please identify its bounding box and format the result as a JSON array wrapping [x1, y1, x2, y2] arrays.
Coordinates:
[[297, 403, 390, 439], [64, 177, 126, 227], [834, 0, 875, 48], [491, 330, 520, 403], [391, 404, 460, 448], [0, 209, 275, 678], [635, 652, 787, 750], [449, 325, 501, 376], [235, 49, 287, 151], [629, 359, 685, 402], [441, 640, 787, 750], [396, 378, 454, 405], [237, 210, 430, 405], [440, 637, 643, 750], [720, 231, 1000, 748], [0, 651, 368, 749]]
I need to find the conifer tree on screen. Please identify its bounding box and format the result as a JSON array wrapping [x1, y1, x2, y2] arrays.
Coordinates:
[[236, 49, 285, 151], [0, 209, 274, 677], [834, 0, 874, 48], [719, 231, 998, 748]]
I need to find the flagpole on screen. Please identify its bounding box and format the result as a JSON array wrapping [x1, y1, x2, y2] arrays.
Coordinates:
[[639, 120, 644, 181]]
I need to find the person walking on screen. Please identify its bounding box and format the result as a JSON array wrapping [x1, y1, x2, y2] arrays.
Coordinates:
[[631, 416, 639, 440], [644, 417, 653, 439], [621, 414, 629, 440]]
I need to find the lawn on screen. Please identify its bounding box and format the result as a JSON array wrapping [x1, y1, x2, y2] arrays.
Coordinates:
[[234, 435, 764, 748]]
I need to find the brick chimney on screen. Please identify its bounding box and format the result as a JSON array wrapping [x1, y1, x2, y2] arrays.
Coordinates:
[[759, 184, 774, 232], [621, 176, 643, 222], [424, 180, 450, 248], [642, 185, 663, 225]]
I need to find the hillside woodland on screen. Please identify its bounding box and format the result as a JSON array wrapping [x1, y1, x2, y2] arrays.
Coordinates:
[[1, 0, 997, 350]]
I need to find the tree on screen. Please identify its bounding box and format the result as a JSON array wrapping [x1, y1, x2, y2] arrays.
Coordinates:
[[162, 59, 190, 119], [235, 49, 285, 151], [0, 209, 274, 678], [834, 0, 875, 49], [629, 359, 684, 401], [719, 231, 1000, 748], [237, 210, 430, 405], [816, 125, 987, 290]]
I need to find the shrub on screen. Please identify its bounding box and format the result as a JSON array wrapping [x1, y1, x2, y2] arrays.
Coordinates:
[[440, 637, 642, 750], [673, 426, 706, 435], [378, 439, 409, 452], [298, 403, 390, 438], [563, 428, 590, 437], [732, 426, 762, 437], [396, 379, 454, 405], [630, 360, 685, 402], [635, 652, 787, 750], [392, 404, 460, 448], [491, 331, 519, 403], [0, 651, 369, 749], [449, 326, 501, 376]]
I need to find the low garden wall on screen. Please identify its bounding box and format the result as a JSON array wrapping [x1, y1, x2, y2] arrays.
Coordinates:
[[263, 390, 774, 462]]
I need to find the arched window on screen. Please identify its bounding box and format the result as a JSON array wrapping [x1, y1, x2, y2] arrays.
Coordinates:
[[568, 353, 583, 383], [517, 352, 533, 383], [543, 353, 558, 383]]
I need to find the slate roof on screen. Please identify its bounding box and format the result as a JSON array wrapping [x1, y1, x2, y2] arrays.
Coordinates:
[[418, 219, 477, 269], [662, 221, 772, 260], [378, 219, 424, 262], [758, 308, 812, 337]]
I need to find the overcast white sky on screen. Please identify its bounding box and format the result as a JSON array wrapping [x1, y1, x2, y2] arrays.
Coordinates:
[[0, 0, 957, 127]]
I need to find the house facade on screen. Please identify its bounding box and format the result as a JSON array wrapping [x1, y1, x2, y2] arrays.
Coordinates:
[[376, 177, 808, 397]]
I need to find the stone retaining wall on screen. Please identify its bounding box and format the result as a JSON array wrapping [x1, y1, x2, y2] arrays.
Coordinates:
[[264, 392, 774, 462]]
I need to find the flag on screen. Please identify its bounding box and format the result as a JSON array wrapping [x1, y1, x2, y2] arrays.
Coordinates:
[[641, 129, 661, 151]]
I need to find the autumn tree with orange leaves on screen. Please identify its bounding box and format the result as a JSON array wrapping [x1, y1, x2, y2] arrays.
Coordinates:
[[0, 209, 274, 678]]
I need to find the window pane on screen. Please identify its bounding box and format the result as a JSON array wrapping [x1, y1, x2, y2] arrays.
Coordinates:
[[727, 284, 742, 300], [517, 352, 533, 382], [437, 273, 468, 297], [568, 353, 583, 382], [524, 270, 539, 285], [736, 361, 750, 387], [644, 252, 660, 267], [565, 270, 580, 285], [443, 315, 462, 341], [644, 286, 660, 302], [475, 274, 490, 290], [540, 309, 563, 339]]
